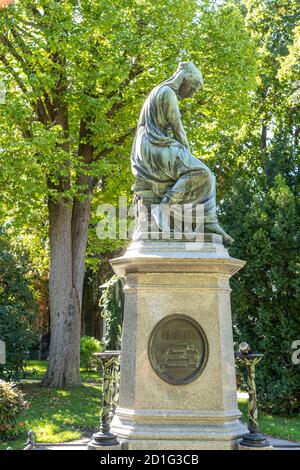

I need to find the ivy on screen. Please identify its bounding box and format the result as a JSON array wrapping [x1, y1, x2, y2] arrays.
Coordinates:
[[100, 276, 124, 351]]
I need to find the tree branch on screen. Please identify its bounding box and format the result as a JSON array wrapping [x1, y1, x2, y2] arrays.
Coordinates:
[[94, 127, 135, 161], [106, 64, 144, 100], [0, 54, 29, 95], [0, 33, 51, 124], [105, 63, 144, 119], [78, 117, 94, 164], [9, 27, 56, 121]]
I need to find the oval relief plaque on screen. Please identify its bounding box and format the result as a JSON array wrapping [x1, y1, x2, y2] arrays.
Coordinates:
[[148, 315, 208, 385]]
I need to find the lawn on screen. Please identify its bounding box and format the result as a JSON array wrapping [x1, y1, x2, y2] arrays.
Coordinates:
[[239, 398, 300, 443], [0, 383, 101, 450], [0, 361, 102, 450], [24, 360, 100, 384]]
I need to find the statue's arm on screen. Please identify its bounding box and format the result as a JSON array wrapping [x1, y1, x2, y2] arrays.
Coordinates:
[[172, 118, 189, 149], [165, 88, 189, 149]]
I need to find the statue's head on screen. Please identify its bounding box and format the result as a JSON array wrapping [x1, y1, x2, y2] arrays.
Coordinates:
[[162, 62, 203, 98], [158, 61, 203, 99], [176, 62, 203, 99]]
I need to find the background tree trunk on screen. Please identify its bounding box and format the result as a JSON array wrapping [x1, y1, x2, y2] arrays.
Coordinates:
[[42, 200, 82, 387], [82, 268, 105, 339]]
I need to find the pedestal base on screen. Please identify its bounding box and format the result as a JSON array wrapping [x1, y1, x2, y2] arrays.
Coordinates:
[[87, 431, 120, 450], [237, 433, 273, 450], [110, 235, 247, 450], [113, 408, 246, 450], [122, 440, 239, 451], [237, 441, 273, 451], [87, 441, 122, 451]]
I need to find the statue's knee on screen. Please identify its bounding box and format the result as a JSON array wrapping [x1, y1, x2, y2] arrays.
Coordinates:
[[205, 168, 212, 179], [197, 168, 212, 181], [192, 169, 214, 193]]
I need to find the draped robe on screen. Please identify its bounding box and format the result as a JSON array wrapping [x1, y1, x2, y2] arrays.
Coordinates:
[[131, 84, 217, 223]]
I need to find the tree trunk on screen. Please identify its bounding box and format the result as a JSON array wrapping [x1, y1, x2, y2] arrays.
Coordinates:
[[71, 194, 92, 314], [42, 108, 95, 387], [42, 198, 88, 387]]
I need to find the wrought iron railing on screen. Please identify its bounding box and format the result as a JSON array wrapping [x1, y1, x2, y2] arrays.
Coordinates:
[[87, 350, 121, 448]]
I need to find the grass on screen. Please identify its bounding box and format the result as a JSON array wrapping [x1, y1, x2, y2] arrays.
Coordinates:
[[239, 398, 300, 442], [0, 383, 101, 450], [0, 361, 102, 450], [24, 360, 100, 384]]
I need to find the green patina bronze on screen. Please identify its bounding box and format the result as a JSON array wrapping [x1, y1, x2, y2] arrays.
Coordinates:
[[236, 343, 271, 448], [131, 62, 233, 245], [89, 351, 120, 447], [148, 314, 208, 385]]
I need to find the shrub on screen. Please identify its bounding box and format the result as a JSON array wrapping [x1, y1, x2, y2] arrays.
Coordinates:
[[80, 336, 102, 370], [222, 175, 300, 415], [0, 237, 39, 380], [0, 380, 28, 439]]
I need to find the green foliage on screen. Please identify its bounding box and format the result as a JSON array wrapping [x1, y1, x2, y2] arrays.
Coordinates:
[[189, 2, 258, 151], [224, 176, 300, 414], [217, 0, 300, 415], [0, 380, 28, 439], [80, 335, 102, 371], [100, 276, 124, 350], [0, 237, 39, 380], [0, 0, 258, 268]]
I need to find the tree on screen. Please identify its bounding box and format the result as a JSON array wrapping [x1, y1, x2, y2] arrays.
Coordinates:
[[0, 0, 257, 387], [219, 0, 300, 413]]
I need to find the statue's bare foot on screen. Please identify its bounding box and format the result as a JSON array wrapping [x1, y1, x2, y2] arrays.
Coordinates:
[[204, 223, 234, 246], [151, 205, 171, 233]]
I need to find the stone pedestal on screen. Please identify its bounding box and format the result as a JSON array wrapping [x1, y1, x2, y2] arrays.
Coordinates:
[[110, 234, 247, 450]]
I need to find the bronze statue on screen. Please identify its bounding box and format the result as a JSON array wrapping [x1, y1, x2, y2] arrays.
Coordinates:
[[131, 62, 233, 245]]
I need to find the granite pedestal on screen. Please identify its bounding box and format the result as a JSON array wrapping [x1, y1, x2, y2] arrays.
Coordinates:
[[110, 234, 247, 450]]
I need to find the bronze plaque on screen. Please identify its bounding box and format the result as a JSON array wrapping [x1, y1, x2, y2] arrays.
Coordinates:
[[148, 315, 208, 385]]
